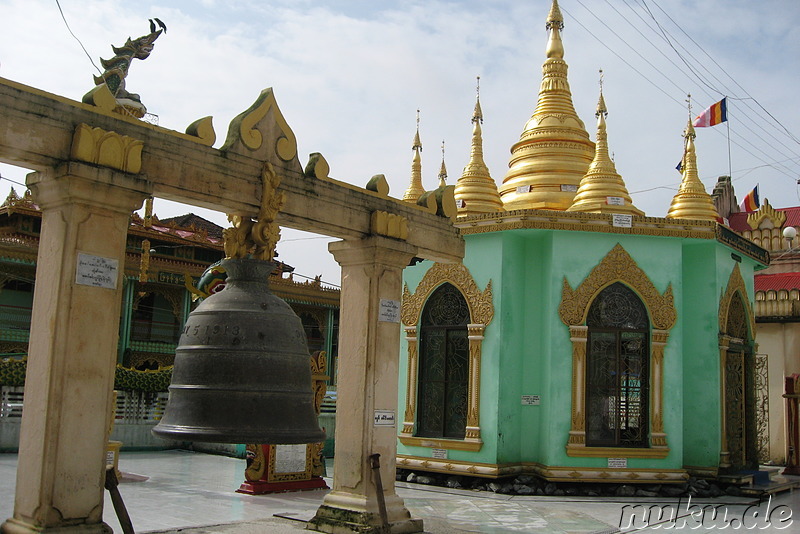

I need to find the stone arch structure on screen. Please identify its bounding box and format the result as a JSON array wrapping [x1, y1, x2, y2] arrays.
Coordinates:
[[559, 243, 677, 457], [718, 264, 757, 470], [400, 262, 493, 451]]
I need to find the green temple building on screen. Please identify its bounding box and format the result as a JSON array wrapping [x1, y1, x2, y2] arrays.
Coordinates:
[[396, 0, 768, 484]]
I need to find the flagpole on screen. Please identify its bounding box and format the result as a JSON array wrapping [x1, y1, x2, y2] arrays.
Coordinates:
[[725, 96, 732, 180]]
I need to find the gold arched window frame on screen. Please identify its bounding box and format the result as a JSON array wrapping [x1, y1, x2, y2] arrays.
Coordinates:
[[399, 262, 493, 452], [717, 263, 756, 469], [559, 244, 677, 458]]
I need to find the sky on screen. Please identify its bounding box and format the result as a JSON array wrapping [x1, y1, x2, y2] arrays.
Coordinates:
[[1, 0, 799, 285]]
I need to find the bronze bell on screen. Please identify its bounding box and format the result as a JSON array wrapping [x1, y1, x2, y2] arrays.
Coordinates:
[[152, 257, 325, 444]]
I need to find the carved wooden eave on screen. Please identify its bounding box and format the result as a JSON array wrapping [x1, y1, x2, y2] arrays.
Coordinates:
[[746, 199, 786, 230]]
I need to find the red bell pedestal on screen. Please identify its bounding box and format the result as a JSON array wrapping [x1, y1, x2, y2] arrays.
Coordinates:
[[784, 374, 800, 475], [237, 443, 328, 494]]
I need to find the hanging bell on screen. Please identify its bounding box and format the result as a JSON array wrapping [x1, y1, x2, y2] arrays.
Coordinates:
[[152, 257, 325, 444]]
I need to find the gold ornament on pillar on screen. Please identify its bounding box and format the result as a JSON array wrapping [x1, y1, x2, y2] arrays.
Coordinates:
[[138, 197, 154, 293], [223, 161, 285, 260]]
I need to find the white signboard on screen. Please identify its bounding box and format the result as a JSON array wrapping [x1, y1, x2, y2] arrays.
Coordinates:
[[379, 299, 401, 323], [560, 184, 578, 192], [456, 199, 466, 209], [612, 214, 633, 228], [521, 395, 541, 406], [516, 185, 532, 194], [76, 253, 118, 289], [608, 457, 628, 468], [274, 444, 307, 473], [431, 448, 448, 459], [373, 410, 396, 427], [606, 196, 625, 206]]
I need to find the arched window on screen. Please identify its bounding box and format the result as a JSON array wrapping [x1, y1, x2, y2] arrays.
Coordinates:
[[586, 282, 650, 448], [416, 283, 470, 439]]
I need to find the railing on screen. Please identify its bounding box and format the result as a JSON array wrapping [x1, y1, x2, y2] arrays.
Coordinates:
[[1, 386, 168, 423], [321, 388, 337, 414], [0, 304, 32, 331]]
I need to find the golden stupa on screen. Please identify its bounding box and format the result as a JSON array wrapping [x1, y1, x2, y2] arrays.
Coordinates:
[[666, 118, 719, 221], [455, 78, 503, 216], [499, 0, 594, 211], [403, 110, 426, 203], [568, 83, 644, 216]]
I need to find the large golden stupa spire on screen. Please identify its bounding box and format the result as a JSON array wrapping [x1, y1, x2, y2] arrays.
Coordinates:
[[455, 76, 503, 216], [403, 109, 426, 203], [666, 99, 719, 221], [499, 0, 594, 211], [568, 73, 643, 216]]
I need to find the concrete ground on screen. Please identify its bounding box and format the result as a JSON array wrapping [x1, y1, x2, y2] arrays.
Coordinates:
[[1, 450, 798, 533]]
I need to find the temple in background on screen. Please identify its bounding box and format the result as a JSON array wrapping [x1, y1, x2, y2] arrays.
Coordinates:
[[397, 0, 770, 483]]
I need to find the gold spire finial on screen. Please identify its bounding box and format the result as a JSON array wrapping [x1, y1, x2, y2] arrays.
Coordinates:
[[567, 77, 643, 216], [403, 109, 426, 202], [456, 77, 503, 216], [438, 140, 447, 187], [666, 114, 719, 221], [500, 0, 594, 211]]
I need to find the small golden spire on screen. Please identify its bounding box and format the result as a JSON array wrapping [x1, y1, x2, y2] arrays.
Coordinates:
[[456, 76, 503, 216], [568, 71, 643, 216], [666, 98, 720, 221], [403, 109, 426, 202], [438, 140, 447, 188], [499, 0, 594, 211]]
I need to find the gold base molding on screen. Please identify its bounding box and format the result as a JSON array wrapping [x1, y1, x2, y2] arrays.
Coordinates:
[[684, 465, 720, 479], [397, 455, 689, 483], [566, 444, 669, 459], [398, 435, 483, 452]]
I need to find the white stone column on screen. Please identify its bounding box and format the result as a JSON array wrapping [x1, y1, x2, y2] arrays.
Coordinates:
[[2, 162, 150, 534], [309, 236, 422, 534]]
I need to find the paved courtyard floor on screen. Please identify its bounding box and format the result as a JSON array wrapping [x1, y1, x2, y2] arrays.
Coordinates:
[[1, 450, 798, 533]]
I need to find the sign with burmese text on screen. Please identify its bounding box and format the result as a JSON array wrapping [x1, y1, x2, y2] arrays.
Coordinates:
[[76, 253, 118, 289], [379, 299, 400, 323], [373, 410, 396, 427]]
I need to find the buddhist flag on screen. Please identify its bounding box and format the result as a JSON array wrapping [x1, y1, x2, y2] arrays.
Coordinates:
[[693, 98, 728, 127], [739, 185, 760, 213]]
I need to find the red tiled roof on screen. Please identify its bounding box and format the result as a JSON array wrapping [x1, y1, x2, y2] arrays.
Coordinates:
[[755, 272, 800, 292]]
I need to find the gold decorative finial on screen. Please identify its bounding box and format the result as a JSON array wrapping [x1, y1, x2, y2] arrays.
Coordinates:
[[500, 0, 594, 211], [456, 77, 503, 216], [403, 109, 426, 202], [568, 79, 643, 216], [223, 162, 285, 260], [666, 115, 719, 221], [438, 140, 448, 187]]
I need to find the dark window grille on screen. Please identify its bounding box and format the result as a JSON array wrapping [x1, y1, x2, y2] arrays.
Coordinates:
[[586, 282, 649, 448], [416, 283, 469, 439]]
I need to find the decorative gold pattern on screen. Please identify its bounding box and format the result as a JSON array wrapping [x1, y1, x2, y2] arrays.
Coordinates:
[[185, 116, 216, 147], [370, 211, 409, 240], [223, 162, 285, 260], [747, 198, 786, 230], [396, 455, 688, 482], [404, 113, 426, 203], [718, 264, 756, 339], [304, 152, 330, 180], [71, 123, 143, 173], [221, 88, 297, 162], [560, 243, 676, 456], [400, 262, 493, 448], [559, 244, 677, 330]]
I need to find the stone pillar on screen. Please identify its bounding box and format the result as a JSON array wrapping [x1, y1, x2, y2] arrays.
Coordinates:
[[2, 162, 150, 534], [309, 236, 422, 534]]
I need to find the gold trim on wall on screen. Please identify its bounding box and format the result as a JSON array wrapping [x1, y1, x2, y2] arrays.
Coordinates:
[[397, 455, 688, 483], [400, 262, 493, 449], [718, 263, 756, 339], [559, 243, 676, 456]]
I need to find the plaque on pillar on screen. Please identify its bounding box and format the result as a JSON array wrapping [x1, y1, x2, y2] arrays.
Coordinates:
[[237, 351, 329, 494]]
